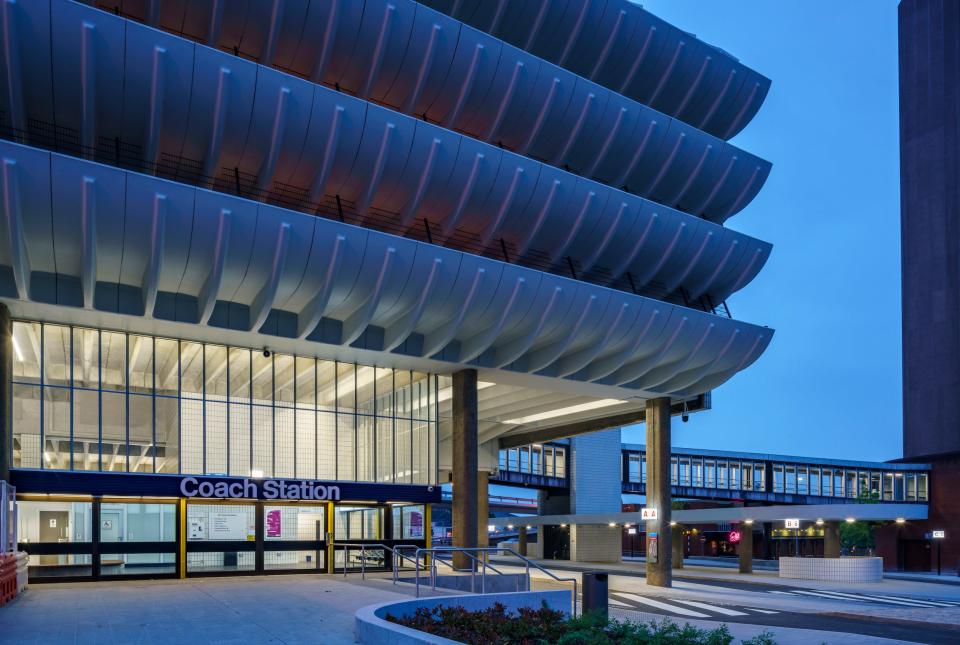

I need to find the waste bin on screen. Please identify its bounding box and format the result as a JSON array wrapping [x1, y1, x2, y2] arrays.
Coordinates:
[[582, 571, 608, 619]]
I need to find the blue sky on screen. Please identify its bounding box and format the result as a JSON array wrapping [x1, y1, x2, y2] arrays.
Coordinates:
[[619, 0, 903, 461]]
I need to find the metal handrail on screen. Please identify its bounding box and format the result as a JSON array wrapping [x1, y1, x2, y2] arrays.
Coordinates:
[[334, 543, 420, 582], [414, 546, 579, 615]]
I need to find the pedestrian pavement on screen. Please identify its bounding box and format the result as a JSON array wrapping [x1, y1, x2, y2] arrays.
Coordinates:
[[3, 571, 958, 644]]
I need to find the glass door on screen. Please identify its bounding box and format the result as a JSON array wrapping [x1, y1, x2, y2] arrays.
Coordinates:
[[185, 501, 257, 575], [263, 503, 327, 572], [99, 500, 177, 578]]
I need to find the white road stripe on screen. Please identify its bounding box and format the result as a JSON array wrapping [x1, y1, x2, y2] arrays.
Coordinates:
[[795, 589, 929, 607], [866, 594, 958, 608], [768, 590, 798, 596], [787, 590, 870, 603], [609, 598, 633, 608], [611, 592, 711, 618], [742, 607, 781, 615], [671, 599, 749, 616]]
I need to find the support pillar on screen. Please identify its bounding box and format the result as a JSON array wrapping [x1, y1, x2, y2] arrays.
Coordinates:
[[478, 471, 490, 547], [671, 525, 684, 569], [452, 369, 478, 570], [823, 521, 841, 558], [518, 524, 528, 556], [0, 303, 10, 484], [645, 397, 672, 587], [739, 523, 754, 573]]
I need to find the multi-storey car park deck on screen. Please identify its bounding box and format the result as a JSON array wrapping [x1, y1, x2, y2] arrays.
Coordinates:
[[0, 0, 774, 581]]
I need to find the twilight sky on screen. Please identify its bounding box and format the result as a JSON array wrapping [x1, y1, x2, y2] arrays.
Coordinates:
[[620, 0, 904, 461]]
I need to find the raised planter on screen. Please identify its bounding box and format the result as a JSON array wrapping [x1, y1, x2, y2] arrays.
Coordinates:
[[779, 556, 883, 583], [355, 590, 571, 644]]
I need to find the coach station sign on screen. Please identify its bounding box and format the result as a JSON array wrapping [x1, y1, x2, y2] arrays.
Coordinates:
[[179, 476, 341, 501], [10, 470, 442, 505]]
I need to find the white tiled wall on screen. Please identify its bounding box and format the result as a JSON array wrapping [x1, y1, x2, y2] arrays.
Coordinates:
[[779, 557, 883, 583]]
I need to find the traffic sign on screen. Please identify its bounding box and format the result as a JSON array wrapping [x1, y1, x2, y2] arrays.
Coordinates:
[[785, 518, 800, 529], [641, 507, 658, 520]]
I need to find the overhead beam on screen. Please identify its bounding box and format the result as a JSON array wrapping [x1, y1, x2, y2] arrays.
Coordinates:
[[497, 394, 707, 449]]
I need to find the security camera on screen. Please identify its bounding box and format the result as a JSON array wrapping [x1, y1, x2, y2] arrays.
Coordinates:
[[262, 348, 271, 358], [681, 400, 689, 423]]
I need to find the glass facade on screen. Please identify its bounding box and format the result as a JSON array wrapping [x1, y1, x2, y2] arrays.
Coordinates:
[[497, 444, 567, 479], [11, 321, 438, 485], [624, 452, 929, 502], [770, 463, 928, 502]]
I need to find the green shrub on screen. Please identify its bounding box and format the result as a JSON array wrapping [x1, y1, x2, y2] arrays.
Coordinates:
[[386, 602, 768, 644]]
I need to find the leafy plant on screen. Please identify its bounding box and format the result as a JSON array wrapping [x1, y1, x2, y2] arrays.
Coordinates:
[[386, 602, 767, 644]]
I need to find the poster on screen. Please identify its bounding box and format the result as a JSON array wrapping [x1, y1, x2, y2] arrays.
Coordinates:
[[408, 511, 423, 538], [209, 511, 249, 540], [266, 509, 282, 538], [189, 517, 206, 540]]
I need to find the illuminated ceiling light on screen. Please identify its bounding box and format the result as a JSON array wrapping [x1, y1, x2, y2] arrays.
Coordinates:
[[895, 518, 905, 524], [609, 522, 617, 527], [434, 381, 496, 406], [845, 517, 856, 523], [744, 519, 754, 525], [507, 524, 514, 530], [815, 519, 824, 526], [503, 399, 630, 425], [11, 336, 23, 362], [526, 525, 532, 529], [251, 469, 264, 479], [669, 521, 677, 526], [560, 524, 567, 528]]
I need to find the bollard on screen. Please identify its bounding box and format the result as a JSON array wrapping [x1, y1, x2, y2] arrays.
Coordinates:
[[582, 571, 608, 620]]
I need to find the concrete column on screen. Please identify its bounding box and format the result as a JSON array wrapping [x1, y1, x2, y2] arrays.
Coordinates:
[[518, 525, 528, 556], [478, 471, 490, 547], [645, 397, 672, 587], [739, 524, 754, 573], [671, 525, 684, 569], [824, 521, 841, 558], [452, 369, 478, 570], [0, 303, 10, 484]]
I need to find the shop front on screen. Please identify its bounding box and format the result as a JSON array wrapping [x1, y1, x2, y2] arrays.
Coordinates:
[[12, 471, 436, 582]]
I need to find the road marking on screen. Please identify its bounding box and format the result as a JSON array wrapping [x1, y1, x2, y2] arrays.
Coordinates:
[[785, 590, 869, 602], [742, 607, 781, 615], [611, 592, 711, 618], [671, 599, 749, 616], [609, 598, 633, 608], [791, 589, 931, 607], [768, 590, 797, 596], [865, 594, 959, 608]]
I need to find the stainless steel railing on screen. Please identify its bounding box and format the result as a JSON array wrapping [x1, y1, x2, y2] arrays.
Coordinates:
[[334, 543, 421, 582], [414, 546, 579, 615]]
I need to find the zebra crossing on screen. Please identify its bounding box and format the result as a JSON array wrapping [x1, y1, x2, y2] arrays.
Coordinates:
[[608, 591, 781, 619], [767, 588, 960, 608]]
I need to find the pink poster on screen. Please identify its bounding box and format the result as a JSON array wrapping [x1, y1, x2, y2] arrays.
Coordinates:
[[266, 509, 282, 538], [409, 511, 423, 538]]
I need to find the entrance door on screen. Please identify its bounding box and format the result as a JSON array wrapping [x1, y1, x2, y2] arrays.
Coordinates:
[[38, 511, 69, 565], [100, 511, 122, 542]]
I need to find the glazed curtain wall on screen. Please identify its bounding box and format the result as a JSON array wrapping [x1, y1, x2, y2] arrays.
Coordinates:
[[11, 321, 438, 484]]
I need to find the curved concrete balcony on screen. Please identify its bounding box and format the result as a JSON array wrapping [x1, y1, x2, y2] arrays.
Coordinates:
[[76, 0, 771, 223], [0, 140, 773, 398], [0, 0, 771, 306], [418, 0, 772, 140]]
